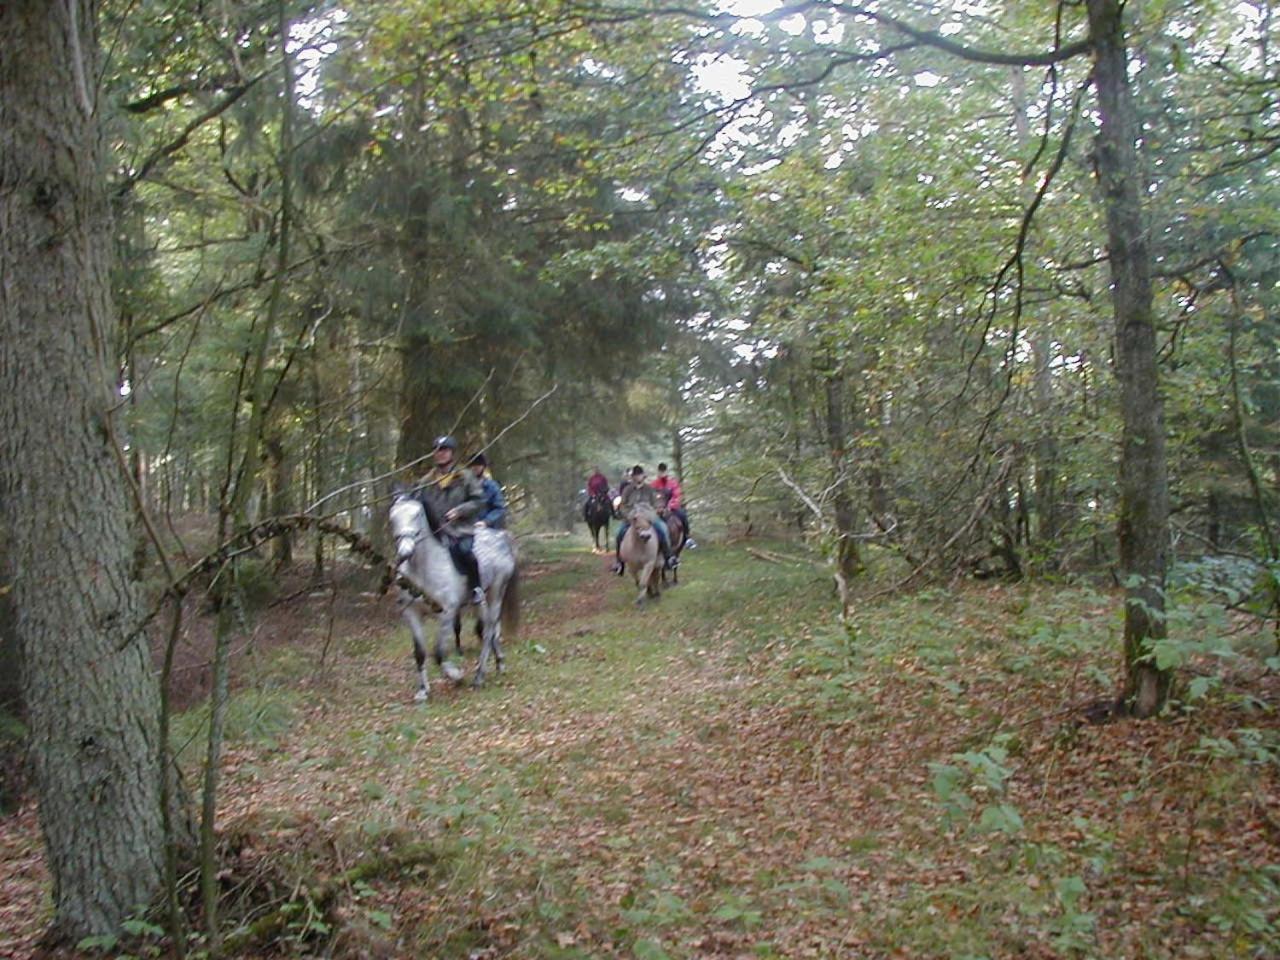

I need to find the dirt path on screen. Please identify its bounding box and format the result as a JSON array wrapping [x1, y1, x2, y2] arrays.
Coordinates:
[[3, 540, 1277, 959], [200, 544, 924, 957]]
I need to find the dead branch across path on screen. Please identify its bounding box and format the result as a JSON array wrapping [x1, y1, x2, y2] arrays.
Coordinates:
[[745, 546, 815, 566], [127, 514, 437, 649]]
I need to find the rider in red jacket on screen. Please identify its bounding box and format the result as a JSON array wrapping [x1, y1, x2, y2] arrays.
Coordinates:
[[651, 463, 695, 548], [586, 467, 609, 500]]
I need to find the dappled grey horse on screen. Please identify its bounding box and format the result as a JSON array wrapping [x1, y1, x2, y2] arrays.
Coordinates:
[[389, 492, 519, 701]]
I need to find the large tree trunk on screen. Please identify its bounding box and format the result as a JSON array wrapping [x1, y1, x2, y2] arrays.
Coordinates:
[[1011, 68, 1062, 557], [265, 436, 293, 569], [397, 333, 449, 469], [0, 0, 166, 939], [824, 365, 861, 611], [1087, 0, 1172, 716]]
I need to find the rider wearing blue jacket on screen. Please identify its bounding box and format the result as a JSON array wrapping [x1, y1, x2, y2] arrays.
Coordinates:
[[468, 452, 508, 529]]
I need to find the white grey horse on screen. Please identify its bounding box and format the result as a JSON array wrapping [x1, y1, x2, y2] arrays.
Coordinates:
[[389, 491, 519, 701]]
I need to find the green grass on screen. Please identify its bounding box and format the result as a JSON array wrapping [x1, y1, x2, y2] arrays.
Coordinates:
[[150, 533, 1280, 959]]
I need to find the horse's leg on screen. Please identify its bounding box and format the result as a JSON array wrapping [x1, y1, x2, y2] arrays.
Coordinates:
[[403, 604, 431, 702], [453, 611, 463, 653], [436, 608, 464, 682], [634, 560, 652, 605], [473, 581, 503, 687], [490, 574, 508, 672]]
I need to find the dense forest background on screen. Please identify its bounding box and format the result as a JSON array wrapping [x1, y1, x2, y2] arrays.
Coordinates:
[[2, 0, 1280, 954], [88, 0, 1280, 587]]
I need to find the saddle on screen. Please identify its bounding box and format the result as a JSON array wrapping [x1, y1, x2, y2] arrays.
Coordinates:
[[444, 534, 476, 578]]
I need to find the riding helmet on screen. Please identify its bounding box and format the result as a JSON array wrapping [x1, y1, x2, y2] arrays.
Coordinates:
[[434, 435, 458, 451]]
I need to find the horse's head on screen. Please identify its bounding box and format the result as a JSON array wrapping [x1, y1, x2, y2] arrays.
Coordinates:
[[632, 506, 656, 541], [389, 495, 429, 562]]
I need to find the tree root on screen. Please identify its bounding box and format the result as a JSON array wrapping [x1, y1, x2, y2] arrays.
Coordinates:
[[221, 841, 437, 953]]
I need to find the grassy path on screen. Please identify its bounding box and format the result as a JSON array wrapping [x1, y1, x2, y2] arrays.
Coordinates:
[[213, 537, 862, 958], [2, 535, 1277, 958]]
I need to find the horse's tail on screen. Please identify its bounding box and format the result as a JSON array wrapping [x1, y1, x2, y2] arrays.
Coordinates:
[[502, 564, 520, 637]]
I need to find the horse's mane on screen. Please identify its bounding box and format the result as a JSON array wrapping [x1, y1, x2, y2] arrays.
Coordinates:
[[632, 503, 657, 524], [398, 489, 446, 538]]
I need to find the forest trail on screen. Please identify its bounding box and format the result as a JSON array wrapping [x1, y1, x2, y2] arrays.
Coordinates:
[[208, 538, 911, 956], [2, 535, 1277, 959]]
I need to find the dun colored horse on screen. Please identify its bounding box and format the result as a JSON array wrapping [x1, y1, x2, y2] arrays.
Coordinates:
[[618, 504, 662, 604]]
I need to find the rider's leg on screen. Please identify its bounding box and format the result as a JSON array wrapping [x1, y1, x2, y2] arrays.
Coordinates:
[[453, 535, 485, 604], [653, 517, 675, 568], [613, 522, 629, 574], [677, 508, 696, 548]]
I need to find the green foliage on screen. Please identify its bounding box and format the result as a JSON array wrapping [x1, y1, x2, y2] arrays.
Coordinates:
[[929, 735, 1024, 836], [170, 687, 298, 765]]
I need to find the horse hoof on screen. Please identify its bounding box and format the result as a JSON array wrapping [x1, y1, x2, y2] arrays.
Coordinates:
[[471, 674, 485, 689], [442, 662, 464, 682], [414, 688, 429, 703]]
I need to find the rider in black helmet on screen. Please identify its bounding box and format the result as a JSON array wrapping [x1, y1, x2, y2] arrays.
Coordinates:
[[413, 435, 487, 604]]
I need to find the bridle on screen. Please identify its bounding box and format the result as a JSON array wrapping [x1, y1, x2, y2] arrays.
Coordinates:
[[391, 499, 435, 561]]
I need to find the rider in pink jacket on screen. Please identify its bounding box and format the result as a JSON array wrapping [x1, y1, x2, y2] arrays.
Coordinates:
[[651, 463, 694, 548]]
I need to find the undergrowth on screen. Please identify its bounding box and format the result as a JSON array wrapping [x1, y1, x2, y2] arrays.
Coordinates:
[[48, 537, 1280, 958]]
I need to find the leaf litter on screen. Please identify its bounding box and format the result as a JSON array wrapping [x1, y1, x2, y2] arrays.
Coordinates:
[[1, 544, 1277, 958]]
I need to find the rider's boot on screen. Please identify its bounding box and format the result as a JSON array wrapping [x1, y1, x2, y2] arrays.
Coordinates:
[[612, 554, 625, 575], [464, 556, 485, 606]]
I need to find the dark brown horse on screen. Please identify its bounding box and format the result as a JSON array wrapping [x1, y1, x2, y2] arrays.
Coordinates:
[[658, 493, 686, 586], [584, 492, 613, 552]]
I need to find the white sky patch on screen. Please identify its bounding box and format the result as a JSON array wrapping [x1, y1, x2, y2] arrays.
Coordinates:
[[779, 13, 806, 35], [716, 0, 782, 15], [619, 187, 648, 202], [914, 71, 942, 87], [692, 53, 753, 102], [291, 11, 345, 109], [810, 18, 845, 44]]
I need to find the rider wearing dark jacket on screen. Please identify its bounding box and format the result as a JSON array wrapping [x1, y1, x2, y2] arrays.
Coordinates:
[[612, 465, 674, 574], [413, 435, 487, 602]]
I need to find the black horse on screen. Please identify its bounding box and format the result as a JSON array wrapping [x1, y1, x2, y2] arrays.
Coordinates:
[[584, 493, 613, 552]]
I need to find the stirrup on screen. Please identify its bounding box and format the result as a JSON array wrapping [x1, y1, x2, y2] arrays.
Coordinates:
[[471, 586, 485, 605], [612, 559, 624, 575], [685, 538, 697, 550], [665, 555, 678, 569]]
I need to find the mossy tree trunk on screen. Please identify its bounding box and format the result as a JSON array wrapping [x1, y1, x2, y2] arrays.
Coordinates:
[[1087, 0, 1172, 716], [0, 0, 166, 940]]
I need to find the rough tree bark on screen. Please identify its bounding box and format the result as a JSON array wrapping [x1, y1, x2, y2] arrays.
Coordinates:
[[1087, 0, 1172, 716], [1011, 67, 1062, 555], [0, 0, 166, 940], [823, 363, 861, 608]]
